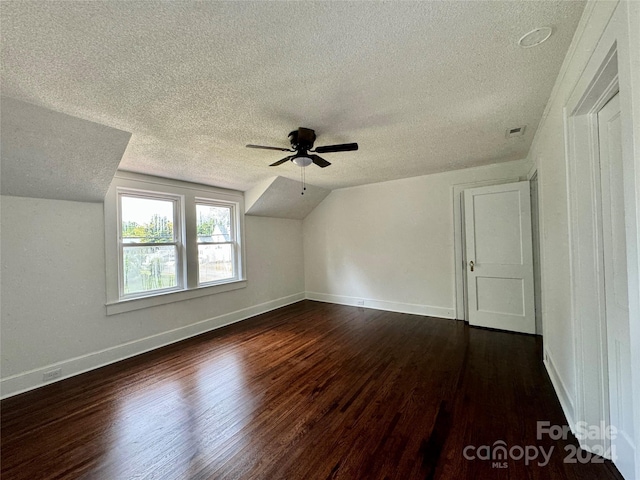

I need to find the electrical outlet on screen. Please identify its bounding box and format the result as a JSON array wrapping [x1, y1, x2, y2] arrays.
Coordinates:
[[43, 368, 62, 382], [356, 300, 365, 306]]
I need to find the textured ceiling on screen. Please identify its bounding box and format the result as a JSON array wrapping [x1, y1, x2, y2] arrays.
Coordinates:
[[1, 97, 131, 202], [1, 1, 585, 192]]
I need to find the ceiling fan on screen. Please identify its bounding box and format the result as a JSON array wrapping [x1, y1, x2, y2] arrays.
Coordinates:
[[246, 127, 358, 168]]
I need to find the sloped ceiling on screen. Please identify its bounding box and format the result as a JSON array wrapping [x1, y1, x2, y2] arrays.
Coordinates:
[[1, 97, 131, 202], [1, 1, 585, 193], [245, 176, 330, 220]]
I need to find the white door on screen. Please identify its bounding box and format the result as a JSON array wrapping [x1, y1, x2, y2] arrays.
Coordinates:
[[598, 92, 636, 477], [463, 181, 535, 334]]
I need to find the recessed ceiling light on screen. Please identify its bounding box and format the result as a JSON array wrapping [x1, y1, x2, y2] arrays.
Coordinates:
[[518, 27, 553, 48]]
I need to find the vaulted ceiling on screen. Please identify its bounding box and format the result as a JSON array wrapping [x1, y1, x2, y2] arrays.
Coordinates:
[[1, 1, 584, 193]]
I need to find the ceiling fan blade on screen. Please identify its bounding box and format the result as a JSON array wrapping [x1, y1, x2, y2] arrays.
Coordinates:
[[310, 154, 331, 168], [314, 142, 358, 154], [247, 144, 293, 152], [269, 156, 294, 167]]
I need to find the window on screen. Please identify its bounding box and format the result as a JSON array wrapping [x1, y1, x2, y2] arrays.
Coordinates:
[[119, 192, 182, 297], [196, 202, 237, 285], [105, 172, 246, 314]]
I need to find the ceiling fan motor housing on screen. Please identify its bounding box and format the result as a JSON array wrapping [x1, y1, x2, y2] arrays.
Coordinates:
[[289, 127, 316, 151]]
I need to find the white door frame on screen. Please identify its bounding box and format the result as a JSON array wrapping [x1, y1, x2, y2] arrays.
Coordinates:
[[565, 47, 617, 456], [565, 3, 640, 476], [529, 170, 543, 337], [452, 167, 543, 335]]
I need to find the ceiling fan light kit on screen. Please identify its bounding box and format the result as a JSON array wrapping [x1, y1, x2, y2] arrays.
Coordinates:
[[292, 156, 313, 167]]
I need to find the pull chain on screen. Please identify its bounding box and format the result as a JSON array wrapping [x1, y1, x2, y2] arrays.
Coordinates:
[[300, 166, 307, 195]]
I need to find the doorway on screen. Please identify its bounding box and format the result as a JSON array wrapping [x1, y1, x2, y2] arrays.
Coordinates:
[[462, 181, 536, 334], [565, 38, 636, 477], [530, 171, 543, 336], [597, 92, 635, 474]]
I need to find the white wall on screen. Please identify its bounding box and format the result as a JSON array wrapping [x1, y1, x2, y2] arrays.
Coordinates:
[[528, 2, 640, 477], [526, 0, 626, 421], [303, 159, 528, 317], [527, 2, 625, 421], [0, 195, 305, 397]]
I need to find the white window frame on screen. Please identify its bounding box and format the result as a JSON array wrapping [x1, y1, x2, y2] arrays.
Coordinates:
[[117, 189, 185, 299], [104, 172, 246, 315], [195, 199, 240, 287]]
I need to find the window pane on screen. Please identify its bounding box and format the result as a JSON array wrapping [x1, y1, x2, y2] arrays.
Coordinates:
[[123, 245, 177, 294], [121, 196, 174, 244], [198, 244, 234, 283], [197, 204, 231, 243]]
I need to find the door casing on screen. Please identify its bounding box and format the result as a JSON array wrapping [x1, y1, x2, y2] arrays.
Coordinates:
[[564, 4, 639, 477]]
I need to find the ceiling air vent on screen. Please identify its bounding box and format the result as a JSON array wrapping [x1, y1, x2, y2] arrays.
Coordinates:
[[506, 126, 526, 138]]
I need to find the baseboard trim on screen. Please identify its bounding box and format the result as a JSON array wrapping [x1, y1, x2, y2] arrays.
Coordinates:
[[305, 292, 455, 319], [0, 292, 305, 399], [543, 348, 576, 430]]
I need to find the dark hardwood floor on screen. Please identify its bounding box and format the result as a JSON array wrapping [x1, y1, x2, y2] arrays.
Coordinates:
[[1, 301, 623, 480]]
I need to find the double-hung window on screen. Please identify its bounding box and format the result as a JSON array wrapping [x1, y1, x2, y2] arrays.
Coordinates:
[[196, 201, 237, 285], [119, 192, 183, 297], [105, 172, 246, 315]]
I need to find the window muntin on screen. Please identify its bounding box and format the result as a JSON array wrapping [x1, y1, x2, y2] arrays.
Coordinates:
[[118, 191, 182, 298], [196, 202, 237, 285]]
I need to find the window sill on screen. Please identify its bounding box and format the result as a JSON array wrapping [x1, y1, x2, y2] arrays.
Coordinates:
[[105, 280, 247, 316]]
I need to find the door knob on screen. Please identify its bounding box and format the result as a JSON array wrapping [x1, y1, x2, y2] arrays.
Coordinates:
[[469, 261, 474, 272]]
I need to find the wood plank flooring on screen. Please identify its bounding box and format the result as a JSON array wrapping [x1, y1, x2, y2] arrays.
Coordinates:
[[1, 300, 623, 479]]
